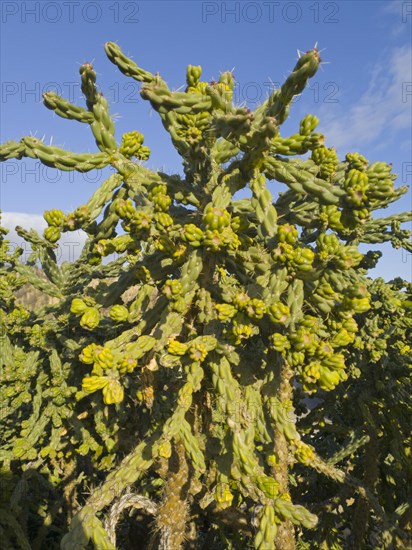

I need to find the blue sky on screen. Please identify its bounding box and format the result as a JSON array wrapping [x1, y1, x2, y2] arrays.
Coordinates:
[[0, 0, 411, 280]]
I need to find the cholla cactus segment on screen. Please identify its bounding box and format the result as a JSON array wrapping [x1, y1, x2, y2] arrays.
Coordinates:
[[0, 42, 411, 550], [43, 91, 94, 123]]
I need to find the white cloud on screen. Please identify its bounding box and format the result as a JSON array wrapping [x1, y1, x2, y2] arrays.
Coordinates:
[[318, 45, 412, 154], [2, 212, 87, 263]]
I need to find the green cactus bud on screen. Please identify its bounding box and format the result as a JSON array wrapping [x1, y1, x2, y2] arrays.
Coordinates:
[[342, 317, 358, 333], [311, 146, 338, 179], [290, 328, 317, 354], [344, 168, 369, 190], [336, 245, 363, 269], [303, 361, 321, 384], [315, 341, 334, 358], [73, 205, 90, 223], [287, 350, 305, 366], [292, 247, 315, 271], [341, 207, 371, 229], [322, 352, 345, 371], [135, 265, 151, 282], [257, 475, 279, 498], [154, 235, 175, 255], [219, 70, 235, 92], [319, 205, 344, 231], [272, 242, 294, 263], [342, 296, 371, 313], [203, 229, 225, 251], [148, 183, 167, 198], [220, 226, 241, 250], [231, 317, 254, 344]]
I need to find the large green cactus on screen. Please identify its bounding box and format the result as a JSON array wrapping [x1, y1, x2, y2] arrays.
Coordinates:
[[0, 44, 411, 549]]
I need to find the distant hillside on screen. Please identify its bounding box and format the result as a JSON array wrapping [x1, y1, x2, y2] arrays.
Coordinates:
[[13, 267, 138, 311], [14, 267, 58, 310]]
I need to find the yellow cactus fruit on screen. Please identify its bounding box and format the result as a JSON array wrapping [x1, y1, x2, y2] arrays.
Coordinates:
[[109, 304, 129, 323], [102, 379, 124, 405], [80, 307, 100, 330], [82, 375, 109, 393], [70, 298, 88, 315], [158, 441, 172, 459], [168, 339, 188, 356]]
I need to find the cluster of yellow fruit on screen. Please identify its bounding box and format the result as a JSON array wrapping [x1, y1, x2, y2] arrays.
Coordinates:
[[43, 206, 91, 242], [119, 131, 150, 160], [167, 335, 217, 364], [176, 65, 211, 145]]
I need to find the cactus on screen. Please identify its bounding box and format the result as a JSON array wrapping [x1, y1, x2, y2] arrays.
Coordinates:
[[0, 44, 411, 550]]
